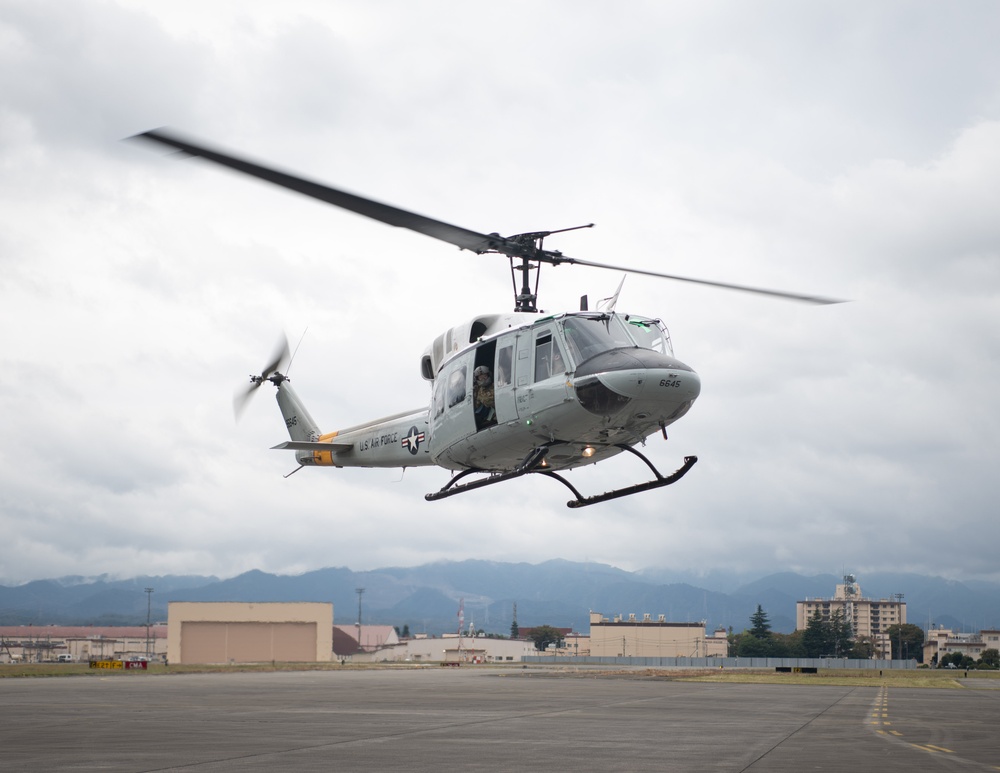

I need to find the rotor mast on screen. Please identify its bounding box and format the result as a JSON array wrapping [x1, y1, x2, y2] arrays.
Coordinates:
[[501, 224, 594, 313]]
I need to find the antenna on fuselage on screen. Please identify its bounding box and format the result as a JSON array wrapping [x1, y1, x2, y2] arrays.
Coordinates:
[[597, 276, 627, 313]]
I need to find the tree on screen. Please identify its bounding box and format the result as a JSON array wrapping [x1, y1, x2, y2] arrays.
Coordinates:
[[849, 636, 877, 660], [801, 611, 831, 657], [980, 648, 999, 669], [828, 610, 853, 657], [884, 624, 925, 662], [749, 605, 772, 639], [525, 625, 563, 652], [769, 631, 804, 658], [735, 633, 771, 657]]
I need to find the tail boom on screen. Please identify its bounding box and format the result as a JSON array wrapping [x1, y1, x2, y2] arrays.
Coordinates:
[[273, 407, 433, 469]]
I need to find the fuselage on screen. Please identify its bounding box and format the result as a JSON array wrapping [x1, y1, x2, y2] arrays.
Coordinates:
[[280, 310, 700, 473], [426, 311, 700, 472]]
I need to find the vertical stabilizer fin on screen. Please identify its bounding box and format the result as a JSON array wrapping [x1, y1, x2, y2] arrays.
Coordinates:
[[274, 377, 321, 442]]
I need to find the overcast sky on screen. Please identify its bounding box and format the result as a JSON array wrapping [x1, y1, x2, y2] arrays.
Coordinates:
[[2, 1, 998, 586]]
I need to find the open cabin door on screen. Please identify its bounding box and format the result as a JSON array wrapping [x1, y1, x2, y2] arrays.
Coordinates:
[[430, 351, 475, 454], [493, 331, 525, 424]]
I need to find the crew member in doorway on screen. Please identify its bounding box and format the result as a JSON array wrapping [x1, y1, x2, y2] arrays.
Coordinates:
[[473, 366, 496, 428]]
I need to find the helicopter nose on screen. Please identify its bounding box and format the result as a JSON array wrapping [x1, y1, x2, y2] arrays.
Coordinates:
[[594, 362, 701, 401], [573, 348, 700, 413], [574, 347, 696, 380]]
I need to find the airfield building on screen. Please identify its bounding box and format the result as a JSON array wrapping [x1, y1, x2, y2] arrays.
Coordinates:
[[923, 627, 1000, 665], [588, 612, 727, 657], [167, 602, 333, 665], [796, 575, 907, 655], [0, 625, 167, 663]]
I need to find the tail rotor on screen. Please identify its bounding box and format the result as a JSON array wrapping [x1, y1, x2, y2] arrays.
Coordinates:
[[234, 336, 290, 419]]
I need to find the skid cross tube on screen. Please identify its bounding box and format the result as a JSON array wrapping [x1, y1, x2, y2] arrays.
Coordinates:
[[556, 452, 698, 508], [425, 443, 697, 507], [424, 446, 551, 502]]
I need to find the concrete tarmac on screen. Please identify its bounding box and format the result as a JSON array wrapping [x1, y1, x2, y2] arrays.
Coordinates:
[[2, 667, 998, 772]]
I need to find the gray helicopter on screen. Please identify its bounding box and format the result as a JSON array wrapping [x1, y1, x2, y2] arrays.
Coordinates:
[[136, 130, 842, 508]]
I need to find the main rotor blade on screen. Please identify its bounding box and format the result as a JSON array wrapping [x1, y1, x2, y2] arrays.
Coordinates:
[[134, 129, 845, 305], [555, 256, 845, 305], [134, 128, 515, 255]]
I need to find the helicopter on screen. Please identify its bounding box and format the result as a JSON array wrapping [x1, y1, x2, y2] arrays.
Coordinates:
[[135, 129, 843, 508]]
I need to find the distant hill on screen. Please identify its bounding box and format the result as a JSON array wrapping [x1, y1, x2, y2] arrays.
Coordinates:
[[1, 563, 998, 635]]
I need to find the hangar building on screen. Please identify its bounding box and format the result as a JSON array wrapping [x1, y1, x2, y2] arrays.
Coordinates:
[[589, 612, 727, 657], [167, 602, 333, 665]]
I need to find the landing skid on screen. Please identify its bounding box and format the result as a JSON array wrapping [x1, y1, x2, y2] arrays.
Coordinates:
[[424, 445, 697, 508]]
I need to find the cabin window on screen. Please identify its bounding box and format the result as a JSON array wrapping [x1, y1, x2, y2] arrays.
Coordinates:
[[447, 365, 467, 408], [433, 380, 445, 418], [533, 331, 567, 383], [496, 344, 513, 387], [434, 361, 468, 417]]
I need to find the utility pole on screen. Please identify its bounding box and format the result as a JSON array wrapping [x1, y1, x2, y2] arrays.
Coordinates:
[[893, 593, 905, 659], [355, 588, 365, 650], [144, 587, 154, 658]]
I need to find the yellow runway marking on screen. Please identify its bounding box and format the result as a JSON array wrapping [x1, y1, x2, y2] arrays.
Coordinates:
[[912, 743, 955, 754]]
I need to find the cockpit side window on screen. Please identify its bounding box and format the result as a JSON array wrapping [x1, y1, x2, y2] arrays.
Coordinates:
[[533, 331, 567, 383], [624, 316, 673, 355]]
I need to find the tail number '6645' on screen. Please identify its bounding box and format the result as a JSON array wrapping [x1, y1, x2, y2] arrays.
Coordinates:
[[659, 379, 682, 388]]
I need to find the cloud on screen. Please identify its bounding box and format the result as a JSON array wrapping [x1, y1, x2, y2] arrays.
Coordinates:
[[1, 0, 998, 585]]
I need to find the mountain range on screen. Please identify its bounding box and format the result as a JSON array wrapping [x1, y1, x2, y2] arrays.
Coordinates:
[[2, 561, 998, 635]]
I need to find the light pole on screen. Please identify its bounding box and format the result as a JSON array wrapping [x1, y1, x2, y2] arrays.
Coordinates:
[[145, 588, 154, 658]]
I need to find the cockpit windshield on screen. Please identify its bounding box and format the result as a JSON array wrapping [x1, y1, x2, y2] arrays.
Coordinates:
[[560, 314, 635, 365]]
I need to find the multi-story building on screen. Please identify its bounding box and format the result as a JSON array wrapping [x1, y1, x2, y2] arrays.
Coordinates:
[[796, 575, 906, 656], [923, 627, 1000, 665]]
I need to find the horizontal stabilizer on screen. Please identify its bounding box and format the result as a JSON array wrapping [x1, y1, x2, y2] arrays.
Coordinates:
[[271, 440, 353, 453]]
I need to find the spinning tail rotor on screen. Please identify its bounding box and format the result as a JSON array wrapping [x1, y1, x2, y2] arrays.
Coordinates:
[[233, 336, 290, 419]]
